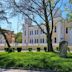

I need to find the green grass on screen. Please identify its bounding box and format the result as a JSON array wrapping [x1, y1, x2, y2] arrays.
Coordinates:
[[0, 52, 72, 72]]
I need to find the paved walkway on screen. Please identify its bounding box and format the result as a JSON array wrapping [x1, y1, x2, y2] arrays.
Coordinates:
[[1, 69, 40, 72], [0, 69, 40, 72], [0, 69, 55, 72]]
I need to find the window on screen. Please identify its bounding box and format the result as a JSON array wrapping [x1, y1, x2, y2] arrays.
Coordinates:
[[30, 39, 31, 43], [35, 30, 36, 35], [34, 39, 38, 43], [37, 39, 38, 43], [35, 30, 38, 35], [40, 38, 44, 43], [43, 38, 44, 43], [37, 30, 38, 34], [31, 39, 33, 43], [30, 31, 33, 35], [66, 27, 68, 34], [54, 37, 56, 43], [30, 39, 33, 43], [54, 26, 56, 32], [35, 39, 36, 43], [40, 39, 42, 43], [32, 31, 33, 35]]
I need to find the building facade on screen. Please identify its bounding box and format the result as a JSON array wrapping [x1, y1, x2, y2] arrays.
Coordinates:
[[22, 17, 72, 49]]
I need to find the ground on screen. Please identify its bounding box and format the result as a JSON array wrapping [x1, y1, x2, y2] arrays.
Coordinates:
[[0, 52, 72, 72]]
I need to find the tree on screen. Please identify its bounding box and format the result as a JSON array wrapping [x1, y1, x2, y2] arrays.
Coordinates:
[[1, 0, 63, 52], [64, 0, 72, 22], [68, 0, 72, 22], [0, 2, 11, 48], [15, 32, 22, 43]]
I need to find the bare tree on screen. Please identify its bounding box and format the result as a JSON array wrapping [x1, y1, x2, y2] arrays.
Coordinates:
[[2, 0, 63, 52], [0, 2, 11, 48], [67, 0, 72, 22]]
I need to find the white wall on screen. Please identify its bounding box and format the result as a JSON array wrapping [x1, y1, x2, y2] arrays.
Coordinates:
[[57, 22, 64, 43], [68, 28, 72, 45]]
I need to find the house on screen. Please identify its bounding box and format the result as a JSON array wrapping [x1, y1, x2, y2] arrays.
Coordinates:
[[0, 29, 15, 49]]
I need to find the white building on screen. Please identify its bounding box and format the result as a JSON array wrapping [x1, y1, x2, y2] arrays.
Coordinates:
[[22, 17, 72, 49]]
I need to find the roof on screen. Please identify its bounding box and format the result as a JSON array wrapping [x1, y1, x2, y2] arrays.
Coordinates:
[[0, 28, 14, 33]]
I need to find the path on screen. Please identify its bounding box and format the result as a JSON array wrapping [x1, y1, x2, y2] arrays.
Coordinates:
[[0, 69, 55, 72]]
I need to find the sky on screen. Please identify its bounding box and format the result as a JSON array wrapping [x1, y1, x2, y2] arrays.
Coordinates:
[[0, 0, 69, 33], [0, 13, 24, 33]]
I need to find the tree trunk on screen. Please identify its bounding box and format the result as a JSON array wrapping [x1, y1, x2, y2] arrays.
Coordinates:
[[46, 34, 53, 52], [42, 0, 54, 52], [50, 36, 53, 51], [0, 28, 11, 48], [2, 32, 11, 48]]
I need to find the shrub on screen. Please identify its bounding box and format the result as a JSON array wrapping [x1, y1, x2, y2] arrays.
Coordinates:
[[13, 48, 15, 51], [8, 48, 13, 53], [4, 48, 9, 52], [28, 48, 32, 52], [37, 47, 40, 52], [67, 47, 70, 52], [4, 48, 15, 52], [17, 47, 22, 52], [56, 47, 60, 51], [44, 47, 47, 52]]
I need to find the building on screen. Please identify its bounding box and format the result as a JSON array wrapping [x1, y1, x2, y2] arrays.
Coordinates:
[[22, 16, 72, 50], [0, 29, 15, 49]]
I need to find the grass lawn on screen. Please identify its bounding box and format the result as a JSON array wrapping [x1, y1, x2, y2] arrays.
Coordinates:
[[0, 52, 72, 72]]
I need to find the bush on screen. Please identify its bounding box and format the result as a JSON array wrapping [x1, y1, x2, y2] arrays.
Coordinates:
[[4, 48, 15, 52], [28, 48, 32, 52], [44, 47, 47, 52], [67, 47, 70, 52], [56, 47, 60, 51], [8, 48, 13, 53], [37, 47, 40, 52], [4, 48, 9, 52], [17, 47, 22, 52]]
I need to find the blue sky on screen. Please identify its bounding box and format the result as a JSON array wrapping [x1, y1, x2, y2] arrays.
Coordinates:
[[0, 0, 69, 33], [0, 14, 24, 33]]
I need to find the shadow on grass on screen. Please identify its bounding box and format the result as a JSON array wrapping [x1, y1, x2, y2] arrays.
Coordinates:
[[67, 55, 72, 58]]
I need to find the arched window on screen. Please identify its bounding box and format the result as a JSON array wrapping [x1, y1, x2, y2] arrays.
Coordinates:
[[54, 26, 56, 32], [43, 38, 44, 43], [66, 27, 68, 34], [54, 37, 57, 43]]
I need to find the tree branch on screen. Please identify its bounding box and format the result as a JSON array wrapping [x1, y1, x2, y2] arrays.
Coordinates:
[[48, 0, 54, 37]]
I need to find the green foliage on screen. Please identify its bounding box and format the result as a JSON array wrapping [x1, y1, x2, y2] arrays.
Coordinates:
[[0, 52, 72, 72], [67, 13, 72, 22], [56, 47, 60, 51], [28, 48, 32, 52], [37, 47, 41, 52], [4, 48, 15, 53], [67, 47, 70, 52], [15, 32, 22, 43], [56, 46, 70, 53], [17, 47, 22, 52], [44, 47, 47, 52], [66, 0, 72, 22], [69, 0, 72, 3]]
